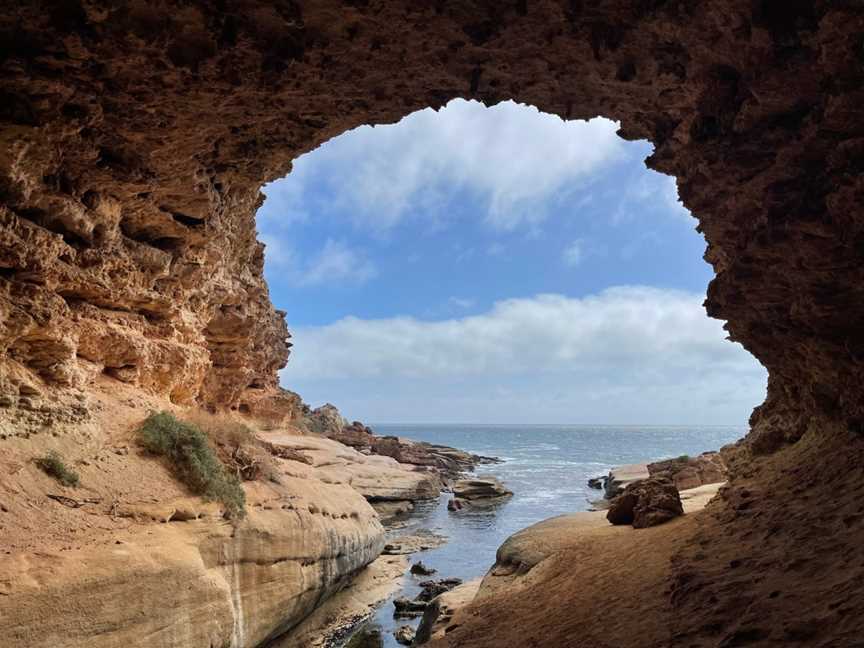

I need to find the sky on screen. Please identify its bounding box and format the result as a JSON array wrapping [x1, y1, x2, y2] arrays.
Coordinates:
[[256, 99, 767, 425]]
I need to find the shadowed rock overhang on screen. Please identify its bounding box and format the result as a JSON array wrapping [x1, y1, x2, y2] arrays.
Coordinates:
[[1, 2, 864, 643]]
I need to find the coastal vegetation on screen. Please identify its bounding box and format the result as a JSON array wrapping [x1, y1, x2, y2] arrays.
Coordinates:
[[138, 412, 246, 519], [35, 451, 80, 487]]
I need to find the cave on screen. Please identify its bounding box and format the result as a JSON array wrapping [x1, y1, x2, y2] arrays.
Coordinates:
[[2, 2, 864, 647]]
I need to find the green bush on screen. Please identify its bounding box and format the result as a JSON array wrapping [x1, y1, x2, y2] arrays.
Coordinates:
[[35, 451, 80, 487], [138, 411, 246, 519]]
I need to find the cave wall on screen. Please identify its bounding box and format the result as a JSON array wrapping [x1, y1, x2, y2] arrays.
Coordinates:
[[1, 0, 863, 445]]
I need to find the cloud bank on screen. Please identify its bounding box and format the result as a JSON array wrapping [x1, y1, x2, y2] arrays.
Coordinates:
[[281, 287, 767, 424]]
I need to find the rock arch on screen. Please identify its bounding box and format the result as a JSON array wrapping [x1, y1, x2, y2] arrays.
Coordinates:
[[2, 1, 864, 645]]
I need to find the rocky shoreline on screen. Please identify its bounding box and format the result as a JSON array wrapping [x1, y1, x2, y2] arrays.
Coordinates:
[[0, 385, 507, 648], [1, 375, 735, 648], [325, 444, 730, 648], [588, 450, 729, 502], [269, 405, 511, 648]]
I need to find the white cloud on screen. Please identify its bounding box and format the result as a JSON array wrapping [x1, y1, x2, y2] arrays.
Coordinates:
[[300, 239, 377, 286], [262, 237, 376, 286], [285, 287, 758, 380], [262, 100, 626, 233], [280, 287, 767, 424], [562, 240, 584, 267], [612, 172, 692, 224]]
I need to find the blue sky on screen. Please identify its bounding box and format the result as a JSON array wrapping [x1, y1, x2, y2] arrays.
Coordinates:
[[257, 100, 767, 425]]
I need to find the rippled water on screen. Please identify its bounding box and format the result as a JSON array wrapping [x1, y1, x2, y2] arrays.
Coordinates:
[[358, 423, 745, 647]]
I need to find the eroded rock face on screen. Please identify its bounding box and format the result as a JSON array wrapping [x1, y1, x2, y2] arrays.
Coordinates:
[[2, 1, 863, 445], [2, 2, 864, 647], [1, 444, 385, 648]]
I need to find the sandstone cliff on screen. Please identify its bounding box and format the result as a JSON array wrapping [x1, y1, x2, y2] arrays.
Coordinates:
[[0, 382, 447, 648]]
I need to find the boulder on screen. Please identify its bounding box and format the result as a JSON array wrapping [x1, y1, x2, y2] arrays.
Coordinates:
[[303, 404, 347, 437], [393, 596, 428, 618], [411, 561, 437, 576], [452, 476, 512, 504], [606, 477, 684, 528], [587, 476, 606, 490], [393, 625, 416, 646]]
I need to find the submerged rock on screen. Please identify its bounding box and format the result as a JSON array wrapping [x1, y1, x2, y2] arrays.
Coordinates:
[[607, 477, 684, 528], [393, 596, 428, 618], [410, 561, 437, 576], [345, 627, 384, 648], [383, 531, 447, 555], [372, 500, 415, 524]]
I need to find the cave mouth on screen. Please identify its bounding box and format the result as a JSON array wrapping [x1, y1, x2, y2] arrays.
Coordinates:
[[2, 3, 863, 645], [256, 99, 767, 429]]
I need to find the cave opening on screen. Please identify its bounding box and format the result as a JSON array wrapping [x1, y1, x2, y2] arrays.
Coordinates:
[[2, 2, 863, 647], [256, 99, 767, 429], [254, 99, 769, 647]]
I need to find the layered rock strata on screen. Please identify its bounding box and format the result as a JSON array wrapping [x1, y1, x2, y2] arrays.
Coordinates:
[[448, 476, 512, 510], [307, 407, 498, 480], [0, 384, 469, 648], [0, 391, 385, 648]]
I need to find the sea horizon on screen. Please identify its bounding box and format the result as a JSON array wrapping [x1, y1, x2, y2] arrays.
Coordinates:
[[370, 421, 749, 429]]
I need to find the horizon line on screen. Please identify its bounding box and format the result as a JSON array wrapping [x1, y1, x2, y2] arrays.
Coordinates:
[[367, 421, 749, 428]]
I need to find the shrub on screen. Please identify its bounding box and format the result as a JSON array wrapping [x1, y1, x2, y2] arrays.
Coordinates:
[[138, 411, 246, 519], [35, 451, 80, 487], [184, 411, 279, 483]]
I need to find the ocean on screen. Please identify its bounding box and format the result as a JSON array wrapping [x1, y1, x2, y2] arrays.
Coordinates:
[[362, 423, 746, 647]]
